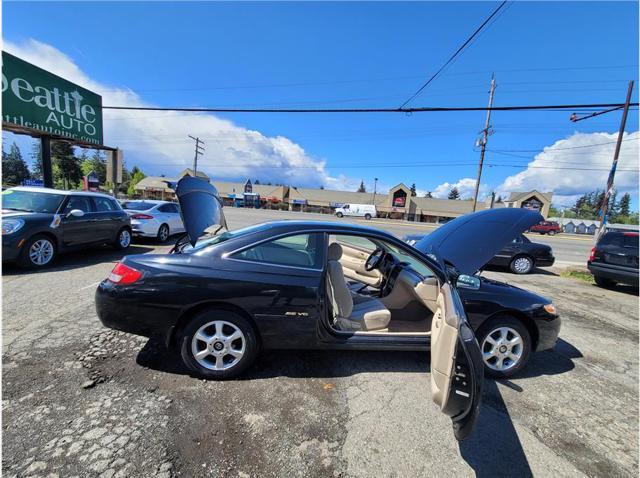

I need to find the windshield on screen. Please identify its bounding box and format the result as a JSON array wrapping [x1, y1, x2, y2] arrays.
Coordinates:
[[184, 223, 272, 253], [383, 241, 435, 278], [122, 201, 156, 211], [2, 189, 65, 214]]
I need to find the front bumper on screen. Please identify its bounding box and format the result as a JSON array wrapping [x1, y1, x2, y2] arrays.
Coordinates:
[[536, 255, 555, 268], [588, 262, 639, 286], [535, 313, 562, 352], [2, 235, 25, 262]]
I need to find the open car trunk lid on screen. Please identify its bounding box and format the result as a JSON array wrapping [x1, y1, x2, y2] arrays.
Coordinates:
[[172, 175, 227, 246]]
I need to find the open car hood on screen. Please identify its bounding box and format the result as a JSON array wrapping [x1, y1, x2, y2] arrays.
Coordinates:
[[413, 208, 543, 275], [172, 176, 227, 246]]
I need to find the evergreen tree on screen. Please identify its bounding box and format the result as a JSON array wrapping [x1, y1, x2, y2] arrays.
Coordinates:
[[51, 141, 81, 189], [254, 179, 261, 185], [618, 193, 631, 217], [496, 195, 503, 203], [448, 187, 460, 200], [2, 142, 31, 186], [357, 180, 366, 193], [424, 191, 433, 198], [320, 185, 325, 190], [410, 183, 417, 197], [79, 150, 107, 184]]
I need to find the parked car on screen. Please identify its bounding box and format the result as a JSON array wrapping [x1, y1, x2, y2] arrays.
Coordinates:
[[2, 187, 131, 268], [96, 177, 561, 441], [335, 203, 376, 220], [529, 221, 561, 235], [588, 230, 639, 288], [121, 200, 185, 242], [406, 233, 555, 274]]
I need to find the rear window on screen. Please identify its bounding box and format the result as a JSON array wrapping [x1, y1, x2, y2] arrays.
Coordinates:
[[122, 201, 155, 211], [623, 234, 639, 249], [185, 223, 272, 253]]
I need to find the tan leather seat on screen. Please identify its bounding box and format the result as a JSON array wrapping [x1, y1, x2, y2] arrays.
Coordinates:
[[326, 243, 391, 331]]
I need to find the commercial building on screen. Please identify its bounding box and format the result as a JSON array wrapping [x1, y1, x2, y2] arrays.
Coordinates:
[[135, 171, 554, 221]]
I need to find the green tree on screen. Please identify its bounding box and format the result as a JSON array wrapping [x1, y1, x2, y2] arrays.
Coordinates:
[[2, 142, 31, 186], [448, 187, 460, 200], [79, 149, 107, 184], [51, 141, 81, 189], [357, 180, 366, 193], [410, 183, 417, 197], [424, 191, 433, 198], [618, 193, 631, 217], [496, 195, 503, 203], [127, 166, 146, 197]]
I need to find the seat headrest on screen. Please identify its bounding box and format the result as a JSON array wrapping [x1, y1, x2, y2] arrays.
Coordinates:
[[327, 242, 343, 261]]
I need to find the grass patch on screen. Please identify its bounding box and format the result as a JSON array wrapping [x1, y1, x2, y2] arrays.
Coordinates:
[[560, 269, 594, 284]]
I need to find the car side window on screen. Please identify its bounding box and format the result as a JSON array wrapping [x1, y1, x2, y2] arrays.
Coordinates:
[[232, 233, 322, 268], [157, 204, 172, 213], [94, 197, 117, 212], [63, 196, 94, 214]]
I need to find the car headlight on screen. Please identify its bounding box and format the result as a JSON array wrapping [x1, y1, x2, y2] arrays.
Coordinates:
[[2, 218, 25, 235], [543, 303, 557, 315]]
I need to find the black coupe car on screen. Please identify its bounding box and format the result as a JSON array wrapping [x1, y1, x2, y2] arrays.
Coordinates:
[[406, 233, 555, 274], [96, 177, 561, 441]]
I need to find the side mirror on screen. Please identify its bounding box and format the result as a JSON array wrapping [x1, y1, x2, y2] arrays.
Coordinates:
[[456, 274, 481, 290], [67, 209, 85, 218]]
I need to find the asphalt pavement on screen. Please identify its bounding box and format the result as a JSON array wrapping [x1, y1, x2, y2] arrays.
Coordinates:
[[2, 209, 637, 477]]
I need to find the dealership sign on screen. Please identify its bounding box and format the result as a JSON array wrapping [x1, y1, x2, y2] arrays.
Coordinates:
[[2, 51, 103, 145]]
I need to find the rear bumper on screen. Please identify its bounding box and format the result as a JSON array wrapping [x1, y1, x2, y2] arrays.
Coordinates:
[[95, 281, 179, 339], [130, 219, 160, 237], [588, 262, 639, 286]]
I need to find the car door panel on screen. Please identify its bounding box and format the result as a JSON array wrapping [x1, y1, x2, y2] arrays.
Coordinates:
[[338, 243, 382, 286], [59, 196, 97, 246], [431, 282, 483, 441]]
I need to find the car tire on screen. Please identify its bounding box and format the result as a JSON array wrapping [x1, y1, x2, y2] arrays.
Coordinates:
[[179, 309, 259, 380], [19, 234, 56, 269], [113, 227, 132, 250], [336, 212, 343, 218], [509, 255, 534, 274], [476, 315, 532, 379], [157, 224, 170, 242], [364, 213, 372, 220], [594, 275, 616, 288], [548, 230, 556, 236]]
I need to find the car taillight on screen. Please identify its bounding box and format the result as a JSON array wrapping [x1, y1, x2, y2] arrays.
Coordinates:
[[108, 262, 142, 285], [132, 214, 154, 220], [588, 247, 597, 262]]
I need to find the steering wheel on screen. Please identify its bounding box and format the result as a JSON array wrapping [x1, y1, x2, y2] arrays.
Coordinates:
[[365, 247, 385, 272]]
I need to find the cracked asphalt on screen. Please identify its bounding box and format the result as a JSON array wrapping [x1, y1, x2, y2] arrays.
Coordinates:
[[2, 209, 638, 477]]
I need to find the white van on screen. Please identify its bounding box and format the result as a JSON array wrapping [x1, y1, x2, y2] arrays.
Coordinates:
[[334, 203, 376, 220]]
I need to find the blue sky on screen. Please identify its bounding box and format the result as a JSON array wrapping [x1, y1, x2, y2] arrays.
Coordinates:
[[3, 1, 639, 207]]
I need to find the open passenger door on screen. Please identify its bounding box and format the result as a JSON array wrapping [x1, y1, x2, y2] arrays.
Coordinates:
[[431, 282, 484, 441]]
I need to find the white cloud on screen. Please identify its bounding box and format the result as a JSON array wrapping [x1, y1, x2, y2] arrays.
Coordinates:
[[497, 131, 639, 207], [4, 39, 350, 188], [431, 177, 488, 199]]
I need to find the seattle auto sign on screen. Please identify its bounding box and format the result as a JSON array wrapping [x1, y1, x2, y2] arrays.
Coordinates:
[[2, 51, 103, 145]]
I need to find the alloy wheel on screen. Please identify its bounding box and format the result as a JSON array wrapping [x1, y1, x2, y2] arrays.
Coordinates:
[[512, 256, 532, 274], [158, 225, 169, 241], [119, 230, 131, 248], [481, 326, 524, 372], [29, 239, 54, 266], [191, 320, 246, 371]]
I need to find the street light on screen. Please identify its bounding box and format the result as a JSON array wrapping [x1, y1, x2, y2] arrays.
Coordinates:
[[373, 178, 379, 205]]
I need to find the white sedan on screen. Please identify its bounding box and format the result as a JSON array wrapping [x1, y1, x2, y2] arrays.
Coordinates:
[[121, 200, 185, 242]]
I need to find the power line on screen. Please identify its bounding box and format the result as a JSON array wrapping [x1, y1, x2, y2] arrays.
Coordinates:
[[399, 1, 509, 108], [485, 137, 639, 153], [101, 102, 639, 114]]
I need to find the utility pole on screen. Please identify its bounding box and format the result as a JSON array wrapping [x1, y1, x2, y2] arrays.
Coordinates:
[[188, 135, 205, 174], [372, 177, 379, 205], [597, 80, 634, 237], [472, 74, 497, 212]]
